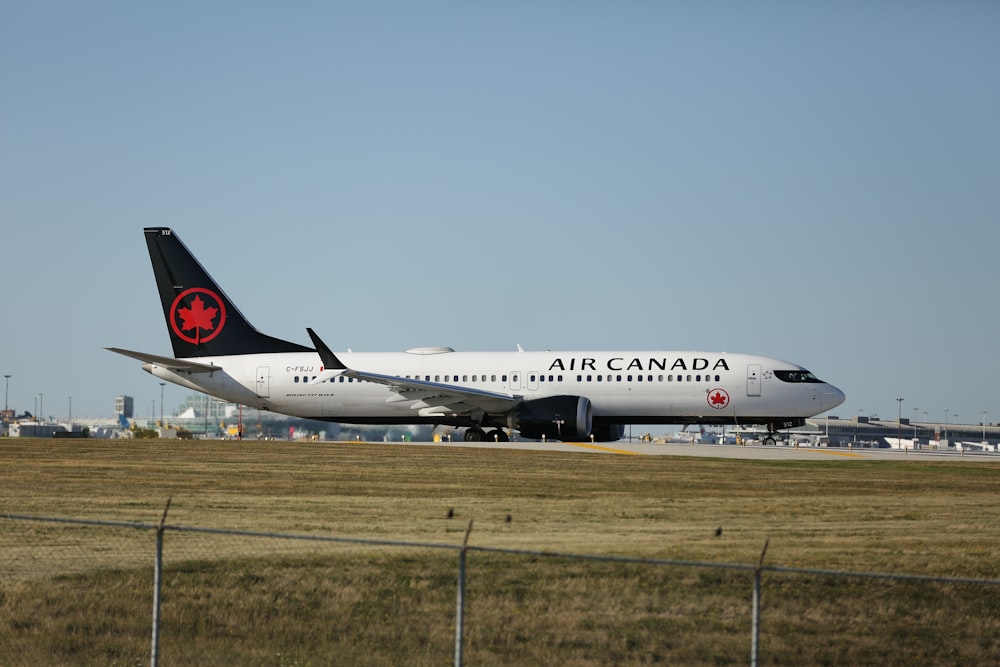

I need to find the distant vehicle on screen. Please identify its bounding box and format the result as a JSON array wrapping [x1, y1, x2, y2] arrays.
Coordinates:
[[108, 228, 845, 442]]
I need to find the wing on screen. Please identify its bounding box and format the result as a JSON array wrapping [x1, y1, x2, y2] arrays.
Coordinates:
[[346, 369, 518, 419], [306, 328, 519, 421]]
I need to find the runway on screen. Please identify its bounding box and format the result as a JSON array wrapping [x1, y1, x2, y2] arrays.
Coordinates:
[[377, 439, 1000, 462]]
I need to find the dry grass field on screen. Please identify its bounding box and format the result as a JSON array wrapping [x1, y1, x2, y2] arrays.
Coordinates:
[[1, 438, 999, 665]]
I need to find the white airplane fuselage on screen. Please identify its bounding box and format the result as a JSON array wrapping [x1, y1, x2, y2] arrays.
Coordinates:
[[143, 348, 843, 428]]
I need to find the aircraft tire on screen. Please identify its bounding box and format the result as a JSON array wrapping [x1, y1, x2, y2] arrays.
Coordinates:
[[763, 436, 776, 446], [487, 429, 509, 443], [464, 428, 486, 442]]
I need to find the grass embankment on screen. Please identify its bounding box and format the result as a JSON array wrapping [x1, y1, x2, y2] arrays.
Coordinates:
[[1, 439, 999, 665]]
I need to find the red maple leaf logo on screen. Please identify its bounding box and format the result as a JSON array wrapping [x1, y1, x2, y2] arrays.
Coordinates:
[[177, 295, 218, 345], [169, 288, 227, 346], [708, 389, 730, 409]]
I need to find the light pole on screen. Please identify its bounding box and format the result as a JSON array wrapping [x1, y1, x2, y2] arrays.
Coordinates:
[[159, 383, 165, 426], [944, 408, 949, 441], [896, 397, 904, 449], [3, 374, 10, 422], [38, 393, 43, 423], [983, 410, 988, 445], [68, 396, 72, 424]]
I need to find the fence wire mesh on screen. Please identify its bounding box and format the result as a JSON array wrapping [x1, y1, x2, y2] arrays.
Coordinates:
[[2, 513, 999, 666]]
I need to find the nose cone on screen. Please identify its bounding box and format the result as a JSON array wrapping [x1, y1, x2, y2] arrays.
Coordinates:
[[820, 384, 846, 412]]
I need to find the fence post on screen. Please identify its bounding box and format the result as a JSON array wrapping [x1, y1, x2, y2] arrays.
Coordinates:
[[455, 519, 474, 667], [151, 498, 171, 667], [751, 538, 769, 667]]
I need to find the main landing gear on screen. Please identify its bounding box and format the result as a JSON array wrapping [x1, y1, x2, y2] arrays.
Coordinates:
[[463, 427, 509, 443]]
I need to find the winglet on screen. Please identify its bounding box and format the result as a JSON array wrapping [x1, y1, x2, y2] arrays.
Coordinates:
[[306, 328, 348, 370]]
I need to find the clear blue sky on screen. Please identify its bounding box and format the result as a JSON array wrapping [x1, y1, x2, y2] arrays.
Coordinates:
[[2, 3, 998, 427]]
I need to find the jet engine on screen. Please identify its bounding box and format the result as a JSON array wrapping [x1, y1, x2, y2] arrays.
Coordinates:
[[514, 395, 592, 441]]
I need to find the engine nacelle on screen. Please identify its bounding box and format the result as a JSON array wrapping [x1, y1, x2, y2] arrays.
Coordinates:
[[514, 395, 592, 441]]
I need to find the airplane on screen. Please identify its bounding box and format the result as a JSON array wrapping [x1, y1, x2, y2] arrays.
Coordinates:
[[108, 228, 845, 442]]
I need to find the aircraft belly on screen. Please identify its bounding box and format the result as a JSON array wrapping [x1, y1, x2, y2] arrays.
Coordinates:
[[328, 387, 400, 419]]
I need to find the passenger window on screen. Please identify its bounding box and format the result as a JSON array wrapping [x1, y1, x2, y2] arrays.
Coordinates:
[[636, 375, 642, 382]]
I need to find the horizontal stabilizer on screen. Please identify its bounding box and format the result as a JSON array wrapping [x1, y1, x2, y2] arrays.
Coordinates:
[[105, 347, 220, 374]]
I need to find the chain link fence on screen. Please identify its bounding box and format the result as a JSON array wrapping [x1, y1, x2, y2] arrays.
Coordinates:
[[2, 511, 999, 666]]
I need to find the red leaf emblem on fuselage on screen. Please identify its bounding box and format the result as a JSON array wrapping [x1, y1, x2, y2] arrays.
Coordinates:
[[169, 288, 227, 346], [708, 389, 730, 409]]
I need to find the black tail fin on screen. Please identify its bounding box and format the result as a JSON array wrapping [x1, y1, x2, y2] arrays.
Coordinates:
[[145, 227, 312, 358]]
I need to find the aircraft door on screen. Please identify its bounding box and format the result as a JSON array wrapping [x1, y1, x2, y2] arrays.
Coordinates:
[[746, 364, 761, 397], [527, 371, 539, 391], [256, 366, 270, 398]]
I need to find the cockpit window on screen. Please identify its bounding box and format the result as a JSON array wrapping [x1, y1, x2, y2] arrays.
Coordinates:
[[774, 370, 823, 383]]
